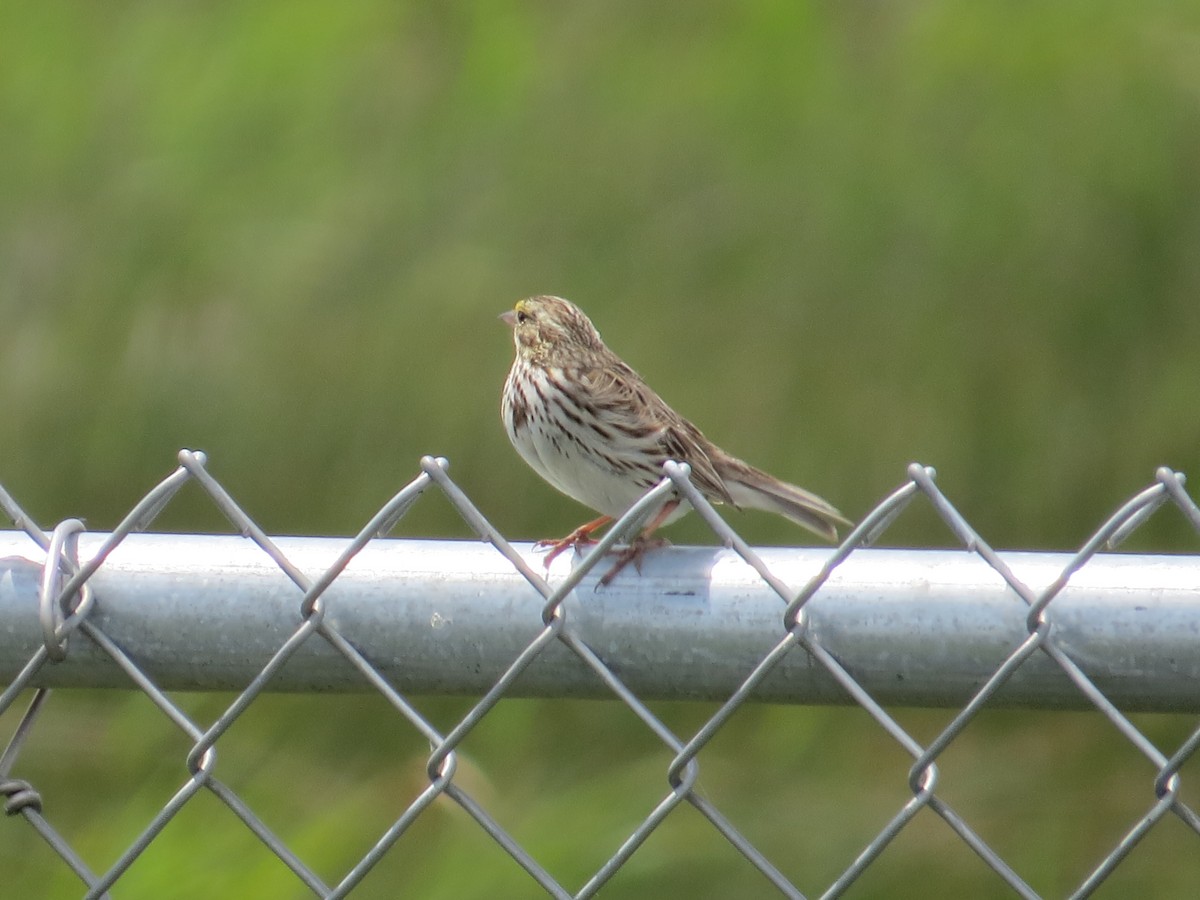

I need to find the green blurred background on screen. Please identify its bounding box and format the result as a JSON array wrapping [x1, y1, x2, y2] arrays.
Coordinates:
[[3, 2, 1200, 897]]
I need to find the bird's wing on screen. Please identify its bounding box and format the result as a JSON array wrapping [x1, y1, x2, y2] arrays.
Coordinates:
[[658, 417, 737, 506], [580, 362, 736, 505]]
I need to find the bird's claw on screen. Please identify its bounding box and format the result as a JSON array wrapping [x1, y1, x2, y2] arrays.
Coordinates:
[[597, 537, 671, 587], [534, 532, 599, 568], [533, 515, 613, 570]]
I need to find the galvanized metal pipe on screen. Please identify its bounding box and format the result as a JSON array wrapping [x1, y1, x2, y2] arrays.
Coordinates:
[[1, 532, 1197, 711]]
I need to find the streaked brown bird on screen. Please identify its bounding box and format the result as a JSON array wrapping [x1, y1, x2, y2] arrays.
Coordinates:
[[500, 295, 848, 584]]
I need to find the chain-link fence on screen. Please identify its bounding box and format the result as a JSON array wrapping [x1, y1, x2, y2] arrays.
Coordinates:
[[2, 451, 1199, 898]]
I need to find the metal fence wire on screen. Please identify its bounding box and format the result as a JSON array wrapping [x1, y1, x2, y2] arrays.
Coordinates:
[[2, 450, 1199, 898]]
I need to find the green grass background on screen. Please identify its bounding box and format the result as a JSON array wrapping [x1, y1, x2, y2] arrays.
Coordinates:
[[3, 2, 1200, 897]]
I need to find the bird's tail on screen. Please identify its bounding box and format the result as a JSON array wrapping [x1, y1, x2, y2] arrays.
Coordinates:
[[716, 457, 850, 542]]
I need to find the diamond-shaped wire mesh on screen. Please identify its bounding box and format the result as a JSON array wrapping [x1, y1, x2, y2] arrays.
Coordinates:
[[1, 450, 1198, 898]]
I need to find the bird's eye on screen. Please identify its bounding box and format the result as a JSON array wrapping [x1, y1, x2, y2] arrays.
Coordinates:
[[516, 310, 530, 324]]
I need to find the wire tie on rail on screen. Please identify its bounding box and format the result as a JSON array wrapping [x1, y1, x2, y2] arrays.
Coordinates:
[[38, 519, 92, 662]]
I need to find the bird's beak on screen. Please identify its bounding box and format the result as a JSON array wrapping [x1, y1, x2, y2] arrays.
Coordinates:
[[499, 310, 517, 327]]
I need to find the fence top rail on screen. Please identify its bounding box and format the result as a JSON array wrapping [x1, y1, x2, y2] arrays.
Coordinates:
[[2, 532, 1197, 710]]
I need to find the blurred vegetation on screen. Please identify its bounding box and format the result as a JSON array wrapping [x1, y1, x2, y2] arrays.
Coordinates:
[[2, 1, 1199, 897]]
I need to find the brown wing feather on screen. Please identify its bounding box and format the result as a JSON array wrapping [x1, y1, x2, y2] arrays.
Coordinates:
[[657, 418, 736, 505], [578, 361, 735, 504]]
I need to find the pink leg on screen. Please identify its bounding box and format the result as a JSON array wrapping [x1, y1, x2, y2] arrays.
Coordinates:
[[599, 500, 680, 587], [535, 514, 613, 568]]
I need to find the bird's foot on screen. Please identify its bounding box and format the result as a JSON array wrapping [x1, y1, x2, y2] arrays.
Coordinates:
[[534, 515, 612, 569], [598, 536, 671, 587]]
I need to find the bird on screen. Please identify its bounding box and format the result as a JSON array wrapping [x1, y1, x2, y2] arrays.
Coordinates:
[[500, 295, 849, 585]]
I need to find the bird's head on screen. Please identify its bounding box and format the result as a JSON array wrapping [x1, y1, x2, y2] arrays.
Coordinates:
[[500, 295, 607, 366]]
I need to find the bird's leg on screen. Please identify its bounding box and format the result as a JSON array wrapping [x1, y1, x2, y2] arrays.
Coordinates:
[[535, 514, 613, 568], [598, 499, 680, 587]]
